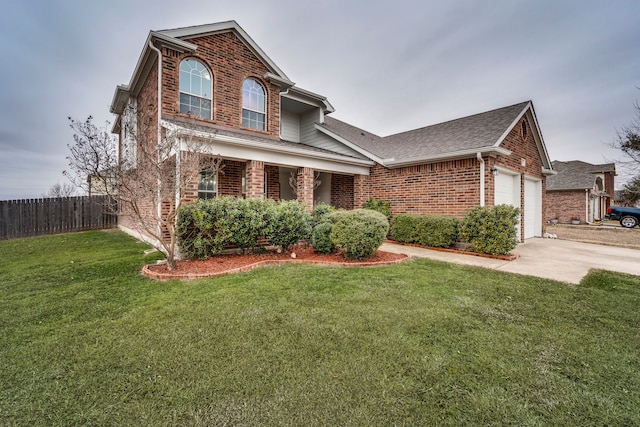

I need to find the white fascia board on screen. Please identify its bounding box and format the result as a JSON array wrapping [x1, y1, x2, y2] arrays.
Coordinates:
[[287, 86, 335, 113], [110, 84, 130, 114], [527, 104, 554, 170], [542, 168, 557, 176], [167, 125, 374, 174], [281, 91, 323, 109], [493, 101, 530, 148], [150, 31, 198, 52], [493, 101, 554, 171], [264, 72, 294, 88], [384, 147, 512, 168], [314, 124, 385, 164]]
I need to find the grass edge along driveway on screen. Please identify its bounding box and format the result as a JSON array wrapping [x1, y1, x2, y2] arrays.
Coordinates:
[[1, 230, 639, 426]]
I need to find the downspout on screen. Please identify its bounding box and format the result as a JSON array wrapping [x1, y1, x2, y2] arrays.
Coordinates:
[[477, 152, 485, 207], [148, 40, 163, 238]]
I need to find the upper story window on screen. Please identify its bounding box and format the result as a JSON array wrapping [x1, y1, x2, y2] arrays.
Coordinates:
[[179, 59, 212, 119], [242, 78, 266, 130]]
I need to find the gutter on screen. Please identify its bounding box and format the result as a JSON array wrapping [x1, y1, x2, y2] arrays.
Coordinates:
[[384, 146, 511, 168]]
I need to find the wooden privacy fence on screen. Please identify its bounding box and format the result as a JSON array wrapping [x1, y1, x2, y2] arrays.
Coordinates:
[[0, 196, 118, 240]]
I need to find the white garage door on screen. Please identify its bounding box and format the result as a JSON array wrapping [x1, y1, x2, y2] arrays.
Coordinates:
[[524, 178, 542, 239], [495, 170, 521, 240]]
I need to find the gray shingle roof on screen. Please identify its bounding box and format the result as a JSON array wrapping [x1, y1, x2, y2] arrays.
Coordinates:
[[325, 101, 530, 160], [546, 160, 616, 191]]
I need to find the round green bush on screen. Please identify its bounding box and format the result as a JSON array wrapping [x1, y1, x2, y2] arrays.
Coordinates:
[[330, 209, 389, 260], [460, 204, 520, 255], [311, 221, 336, 254]]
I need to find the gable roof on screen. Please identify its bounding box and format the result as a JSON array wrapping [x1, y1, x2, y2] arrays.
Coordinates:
[[322, 101, 554, 170], [111, 20, 326, 117], [157, 21, 291, 82], [546, 160, 616, 191]]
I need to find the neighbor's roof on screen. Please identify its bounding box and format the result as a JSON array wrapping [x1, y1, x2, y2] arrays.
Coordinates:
[[546, 160, 616, 191], [321, 101, 553, 169]]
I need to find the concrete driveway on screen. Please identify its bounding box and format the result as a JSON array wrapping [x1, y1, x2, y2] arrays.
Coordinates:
[[381, 238, 640, 284]]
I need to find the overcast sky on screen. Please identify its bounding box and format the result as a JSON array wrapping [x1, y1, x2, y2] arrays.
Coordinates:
[[1, 0, 639, 200]]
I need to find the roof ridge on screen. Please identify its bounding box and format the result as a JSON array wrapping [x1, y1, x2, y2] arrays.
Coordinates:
[[383, 101, 530, 140]]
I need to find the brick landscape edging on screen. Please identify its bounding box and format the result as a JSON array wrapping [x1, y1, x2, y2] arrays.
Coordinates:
[[142, 254, 411, 281]]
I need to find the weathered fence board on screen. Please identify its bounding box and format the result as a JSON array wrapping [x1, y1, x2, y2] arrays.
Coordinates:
[[0, 196, 117, 240]]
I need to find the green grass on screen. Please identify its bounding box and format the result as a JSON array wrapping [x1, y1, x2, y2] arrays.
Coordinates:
[[1, 230, 639, 426]]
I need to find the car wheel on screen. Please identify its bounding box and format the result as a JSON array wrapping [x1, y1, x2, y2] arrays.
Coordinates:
[[620, 216, 638, 228]]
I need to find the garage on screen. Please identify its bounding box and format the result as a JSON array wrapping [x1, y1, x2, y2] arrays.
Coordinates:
[[494, 169, 521, 240], [524, 177, 542, 238]]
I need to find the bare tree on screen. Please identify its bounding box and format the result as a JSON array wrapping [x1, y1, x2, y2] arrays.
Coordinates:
[[612, 100, 640, 203], [44, 182, 77, 198], [66, 109, 224, 270]]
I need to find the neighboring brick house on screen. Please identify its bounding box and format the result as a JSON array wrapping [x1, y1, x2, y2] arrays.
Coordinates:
[[545, 161, 616, 224], [110, 21, 555, 245]]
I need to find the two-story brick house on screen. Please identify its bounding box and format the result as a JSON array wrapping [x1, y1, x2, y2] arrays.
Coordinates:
[[110, 21, 555, 246]]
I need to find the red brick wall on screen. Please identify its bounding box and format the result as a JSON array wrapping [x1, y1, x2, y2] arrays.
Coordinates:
[[160, 31, 281, 138], [358, 159, 481, 219], [546, 190, 585, 223], [219, 160, 243, 197], [353, 116, 547, 241], [265, 165, 280, 200], [331, 174, 354, 210]]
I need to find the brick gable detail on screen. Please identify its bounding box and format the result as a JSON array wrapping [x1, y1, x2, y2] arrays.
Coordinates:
[[161, 32, 281, 138]]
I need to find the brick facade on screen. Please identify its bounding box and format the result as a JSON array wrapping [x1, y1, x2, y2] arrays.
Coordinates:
[[546, 191, 586, 223], [331, 174, 354, 210], [160, 32, 280, 139]]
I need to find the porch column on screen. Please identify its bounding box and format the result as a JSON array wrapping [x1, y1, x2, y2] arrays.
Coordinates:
[[353, 174, 370, 210], [246, 160, 265, 199], [297, 167, 314, 212]]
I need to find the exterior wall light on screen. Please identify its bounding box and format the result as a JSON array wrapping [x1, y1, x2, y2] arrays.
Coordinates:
[[490, 168, 499, 176]]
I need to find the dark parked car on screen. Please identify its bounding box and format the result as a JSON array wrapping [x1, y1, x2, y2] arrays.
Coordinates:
[[606, 206, 640, 228]]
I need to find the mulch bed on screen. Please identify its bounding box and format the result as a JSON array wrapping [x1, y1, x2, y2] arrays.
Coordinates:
[[143, 245, 410, 281]]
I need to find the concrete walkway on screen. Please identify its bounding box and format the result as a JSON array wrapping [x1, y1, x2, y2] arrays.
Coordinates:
[[381, 238, 640, 284]]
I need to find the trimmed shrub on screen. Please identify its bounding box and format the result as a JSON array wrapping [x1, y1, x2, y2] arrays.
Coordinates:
[[330, 209, 389, 260], [392, 214, 459, 248], [310, 202, 335, 228], [268, 200, 312, 251], [311, 222, 336, 254], [460, 204, 520, 255], [177, 197, 277, 258], [362, 198, 391, 219]]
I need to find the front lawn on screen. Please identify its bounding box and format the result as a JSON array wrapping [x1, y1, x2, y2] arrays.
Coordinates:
[[1, 230, 638, 426]]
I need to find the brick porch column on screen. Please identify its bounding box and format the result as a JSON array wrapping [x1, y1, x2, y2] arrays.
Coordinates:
[[246, 160, 265, 199], [297, 167, 314, 212], [353, 174, 370, 210]]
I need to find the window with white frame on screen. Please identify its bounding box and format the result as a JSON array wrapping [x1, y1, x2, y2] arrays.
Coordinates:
[[242, 78, 266, 130], [179, 58, 212, 119], [198, 170, 217, 199]]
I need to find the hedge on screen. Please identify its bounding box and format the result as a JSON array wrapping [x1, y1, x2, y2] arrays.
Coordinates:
[[460, 204, 520, 255], [391, 214, 459, 248]]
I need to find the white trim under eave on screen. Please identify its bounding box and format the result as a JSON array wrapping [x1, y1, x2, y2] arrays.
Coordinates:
[[167, 125, 374, 168], [383, 146, 512, 168], [314, 123, 385, 164]]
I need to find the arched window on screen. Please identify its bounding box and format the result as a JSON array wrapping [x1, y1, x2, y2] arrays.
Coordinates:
[[179, 58, 212, 119], [242, 78, 266, 130]]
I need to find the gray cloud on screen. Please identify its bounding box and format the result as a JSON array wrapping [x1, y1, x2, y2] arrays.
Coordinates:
[[1, 0, 639, 199]]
